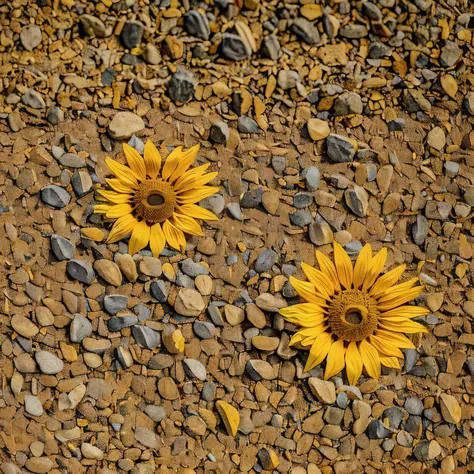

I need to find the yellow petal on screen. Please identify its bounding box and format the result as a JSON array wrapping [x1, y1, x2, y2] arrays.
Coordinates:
[[174, 163, 211, 188], [345, 341, 363, 386], [106, 178, 136, 193], [177, 204, 218, 221], [290, 324, 328, 347], [96, 189, 131, 204], [216, 400, 240, 437], [353, 244, 372, 289], [169, 144, 200, 183], [301, 262, 336, 299], [374, 330, 415, 349], [105, 157, 140, 186], [280, 303, 326, 328], [359, 340, 381, 379], [107, 214, 137, 243], [324, 339, 346, 380], [376, 286, 424, 311], [161, 146, 183, 180], [128, 220, 151, 255], [149, 223, 166, 258], [377, 278, 420, 300], [289, 276, 329, 307], [363, 247, 387, 291], [379, 305, 429, 320], [171, 213, 204, 236], [369, 264, 406, 297], [163, 219, 186, 251], [369, 335, 404, 358], [144, 140, 162, 179], [123, 143, 146, 181], [174, 170, 218, 193], [94, 203, 113, 214], [315, 250, 341, 293], [177, 186, 220, 205], [380, 357, 401, 369], [304, 332, 332, 372], [378, 318, 428, 334], [106, 204, 134, 219], [333, 242, 354, 290]]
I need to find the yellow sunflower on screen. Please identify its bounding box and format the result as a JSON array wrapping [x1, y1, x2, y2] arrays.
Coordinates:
[[94, 141, 219, 255], [280, 242, 429, 385]]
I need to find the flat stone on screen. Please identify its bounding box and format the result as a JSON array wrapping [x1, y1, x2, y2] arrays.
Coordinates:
[[251, 336, 279, 351], [51, 235, 74, 261], [25, 458, 53, 474], [20, 25, 42, 51], [440, 40, 461, 67], [41, 185, 71, 208], [345, 186, 369, 217], [35, 351, 64, 375], [412, 214, 429, 245], [327, 134, 357, 162], [308, 378, 336, 404], [132, 325, 160, 349], [81, 442, 104, 460], [67, 259, 95, 284], [246, 360, 277, 380], [71, 171, 92, 196], [144, 405, 166, 422], [238, 116, 260, 134], [175, 288, 205, 316], [58, 153, 86, 168], [134, 427, 160, 449], [183, 358, 207, 381], [439, 393, 462, 424], [254, 249, 277, 273], [11, 315, 39, 339], [158, 377, 179, 400], [291, 18, 320, 44], [262, 35, 280, 60], [14, 353, 38, 373], [414, 440, 442, 461], [255, 293, 286, 312], [181, 258, 209, 277], [24, 394, 43, 416], [405, 397, 423, 415], [121, 21, 143, 49], [104, 295, 128, 315], [168, 67, 195, 103], [108, 112, 145, 140], [22, 89, 45, 109], [70, 315, 92, 342]]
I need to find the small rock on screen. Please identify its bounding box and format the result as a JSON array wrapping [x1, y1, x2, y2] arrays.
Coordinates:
[[168, 67, 195, 103], [333, 92, 363, 115], [81, 443, 104, 460], [41, 185, 71, 208], [184, 10, 210, 40], [291, 18, 321, 44], [150, 280, 169, 302], [238, 116, 260, 134], [80, 14, 108, 37], [181, 258, 209, 277], [277, 70, 300, 90], [246, 360, 277, 380], [345, 186, 369, 217], [262, 35, 280, 60], [121, 21, 143, 49], [144, 405, 166, 422], [412, 214, 429, 245], [254, 249, 277, 273], [439, 393, 462, 424], [216, 400, 240, 436], [327, 134, 357, 162], [70, 315, 92, 343], [67, 259, 95, 284], [308, 378, 336, 404], [193, 321, 215, 339], [108, 112, 145, 140], [258, 447, 279, 470], [367, 420, 393, 439], [255, 293, 286, 312], [427, 126, 446, 150], [405, 397, 423, 415], [158, 377, 179, 400], [183, 358, 207, 381], [11, 315, 39, 339], [108, 315, 138, 332], [47, 107, 64, 125], [131, 325, 160, 349], [24, 394, 43, 416], [307, 118, 330, 141], [221, 33, 252, 61], [25, 458, 53, 474], [302, 166, 320, 191], [20, 25, 42, 51], [93, 260, 122, 286], [440, 41, 461, 67], [414, 440, 442, 461], [21, 89, 45, 109], [309, 221, 334, 246], [340, 24, 368, 38], [35, 351, 64, 375], [209, 121, 230, 144], [290, 209, 313, 227], [104, 295, 128, 315], [175, 288, 205, 316]]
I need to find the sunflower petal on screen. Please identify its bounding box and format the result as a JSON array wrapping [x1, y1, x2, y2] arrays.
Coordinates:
[[106, 204, 134, 219], [171, 214, 204, 236], [333, 242, 354, 290], [173, 163, 211, 189], [376, 286, 424, 311], [369, 335, 404, 358], [163, 219, 186, 251], [345, 341, 363, 386], [377, 278, 420, 300], [304, 332, 332, 372], [379, 305, 429, 320], [107, 214, 137, 243], [174, 171, 218, 193], [315, 250, 341, 293], [106, 178, 136, 193], [301, 263, 336, 299], [96, 189, 132, 204], [94, 203, 113, 214], [363, 247, 387, 291], [324, 339, 346, 380], [289, 277, 329, 307], [169, 144, 200, 183], [161, 146, 183, 181], [353, 244, 372, 289], [144, 140, 162, 179], [128, 220, 151, 255], [123, 143, 146, 181], [105, 157, 140, 186], [378, 317, 428, 334], [280, 303, 327, 328], [149, 223, 166, 258], [359, 340, 381, 379], [380, 357, 401, 369], [177, 204, 219, 221], [289, 324, 327, 347], [369, 264, 406, 297], [177, 186, 220, 205], [374, 330, 416, 349]]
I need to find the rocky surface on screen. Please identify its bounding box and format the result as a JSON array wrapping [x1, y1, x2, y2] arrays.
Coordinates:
[[0, 0, 473, 472]]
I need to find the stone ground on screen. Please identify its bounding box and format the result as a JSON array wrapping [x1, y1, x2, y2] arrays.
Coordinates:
[[1, 0, 474, 473]]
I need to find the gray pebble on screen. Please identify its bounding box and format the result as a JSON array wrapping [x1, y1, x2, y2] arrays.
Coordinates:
[[272, 156, 286, 174], [293, 193, 313, 209], [108, 315, 138, 332], [362, 2, 382, 20], [301, 166, 320, 191], [70, 314, 92, 343], [241, 188, 263, 208], [444, 161, 459, 176], [175, 272, 194, 288], [134, 304, 151, 322], [404, 348, 419, 372], [323, 406, 344, 425], [184, 10, 210, 40], [382, 438, 396, 451], [35, 351, 64, 375], [104, 295, 128, 315], [132, 325, 160, 349], [333, 92, 363, 116], [201, 381, 216, 401], [121, 21, 143, 49], [367, 420, 393, 439], [238, 116, 260, 134], [41, 185, 71, 209], [51, 146, 65, 159], [227, 203, 243, 220], [412, 214, 429, 246], [327, 134, 356, 162], [405, 397, 423, 415], [261, 35, 280, 60], [208, 303, 225, 326], [226, 255, 238, 265], [58, 153, 86, 168], [414, 440, 441, 461], [168, 67, 195, 103], [254, 249, 277, 273], [193, 321, 215, 339], [47, 107, 65, 125], [51, 235, 74, 261], [128, 134, 145, 155], [209, 121, 229, 144], [291, 18, 320, 44], [336, 392, 348, 409], [144, 405, 166, 422], [71, 171, 93, 197], [440, 40, 461, 68], [221, 33, 252, 61], [150, 280, 169, 302], [383, 406, 405, 429], [22, 89, 45, 109], [290, 210, 313, 227], [403, 415, 422, 436], [181, 258, 209, 277], [183, 358, 207, 381], [24, 394, 43, 416], [20, 25, 42, 51], [67, 259, 95, 284], [200, 194, 225, 215]]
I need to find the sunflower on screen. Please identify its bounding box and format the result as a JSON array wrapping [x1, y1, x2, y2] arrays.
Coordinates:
[[280, 242, 429, 385], [94, 141, 219, 256]]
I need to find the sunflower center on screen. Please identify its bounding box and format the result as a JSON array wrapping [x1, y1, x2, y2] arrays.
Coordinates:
[[132, 179, 177, 224], [328, 290, 379, 342]]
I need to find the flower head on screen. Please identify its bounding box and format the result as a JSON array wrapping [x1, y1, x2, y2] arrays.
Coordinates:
[[94, 141, 219, 256], [280, 242, 428, 385]]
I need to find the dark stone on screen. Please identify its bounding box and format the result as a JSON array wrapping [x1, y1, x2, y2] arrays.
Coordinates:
[[121, 21, 143, 49], [221, 33, 251, 61], [184, 10, 210, 40], [167, 68, 195, 103]]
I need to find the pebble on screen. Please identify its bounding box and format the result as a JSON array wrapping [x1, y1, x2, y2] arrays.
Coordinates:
[[131, 325, 160, 349], [80, 14, 108, 37], [383, 406, 405, 429], [25, 458, 53, 474], [309, 221, 334, 246], [345, 186, 369, 217], [145, 405, 166, 422], [367, 420, 393, 439], [221, 33, 252, 60], [158, 377, 179, 400], [67, 259, 95, 284], [11, 315, 39, 339], [405, 397, 424, 415], [94, 259, 122, 286], [290, 210, 313, 227], [440, 41, 461, 67], [277, 70, 300, 90], [439, 393, 462, 424], [168, 67, 195, 103], [340, 24, 368, 38], [22, 89, 45, 109], [108, 315, 138, 332], [307, 118, 330, 141], [327, 134, 357, 162], [175, 288, 205, 316], [291, 18, 320, 44], [308, 378, 336, 404], [24, 394, 43, 417], [20, 25, 42, 51], [262, 35, 280, 60], [71, 171, 92, 196], [333, 92, 363, 115], [35, 351, 64, 374], [209, 121, 230, 144], [150, 280, 169, 302], [246, 360, 276, 380], [238, 116, 260, 134], [47, 107, 64, 125], [254, 249, 277, 273], [121, 21, 143, 49], [302, 166, 320, 191], [181, 258, 209, 277], [142, 43, 161, 65], [184, 10, 210, 40], [414, 440, 442, 461], [41, 185, 71, 208], [70, 314, 92, 342], [193, 321, 215, 339], [227, 203, 243, 220], [108, 112, 145, 140], [81, 443, 104, 460], [183, 358, 207, 381], [104, 295, 128, 315], [412, 214, 429, 245]]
